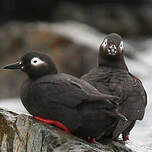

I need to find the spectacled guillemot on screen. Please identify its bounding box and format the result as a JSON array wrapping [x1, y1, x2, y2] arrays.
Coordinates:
[[4, 51, 127, 142], [81, 33, 147, 141]]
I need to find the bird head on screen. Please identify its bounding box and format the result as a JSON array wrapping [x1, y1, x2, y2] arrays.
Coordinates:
[[3, 51, 58, 79], [98, 33, 128, 70], [99, 33, 124, 59]]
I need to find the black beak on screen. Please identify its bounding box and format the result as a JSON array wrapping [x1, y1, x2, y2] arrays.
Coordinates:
[[108, 45, 117, 55], [3, 62, 23, 70]]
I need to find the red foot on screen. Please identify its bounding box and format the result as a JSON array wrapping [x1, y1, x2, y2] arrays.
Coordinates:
[[86, 137, 95, 143], [33, 116, 72, 133], [125, 136, 129, 141]]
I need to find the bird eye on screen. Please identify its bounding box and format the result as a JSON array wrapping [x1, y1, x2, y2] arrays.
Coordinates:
[[31, 57, 44, 66], [102, 39, 107, 47], [119, 41, 123, 50]]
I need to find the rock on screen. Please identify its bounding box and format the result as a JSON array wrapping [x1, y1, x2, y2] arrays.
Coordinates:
[[0, 108, 135, 152]]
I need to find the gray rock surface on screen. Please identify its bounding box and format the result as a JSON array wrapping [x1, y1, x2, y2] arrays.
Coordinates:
[[0, 108, 135, 152]]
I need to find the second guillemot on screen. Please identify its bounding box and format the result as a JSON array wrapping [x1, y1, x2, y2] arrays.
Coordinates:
[[81, 33, 147, 141]]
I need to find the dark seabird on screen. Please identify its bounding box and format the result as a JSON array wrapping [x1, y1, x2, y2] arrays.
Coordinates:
[[3, 51, 127, 142], [81, 33, 147, 141]]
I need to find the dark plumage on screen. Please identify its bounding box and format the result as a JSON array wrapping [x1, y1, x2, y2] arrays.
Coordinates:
[[81, 33, 147, 140], [3, 51, 126, 139]]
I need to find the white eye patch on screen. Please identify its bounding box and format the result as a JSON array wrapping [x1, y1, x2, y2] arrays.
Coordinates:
[[31, 57, 45, 66], [119, 41, 123, 50], [102, 39, 108, 48]]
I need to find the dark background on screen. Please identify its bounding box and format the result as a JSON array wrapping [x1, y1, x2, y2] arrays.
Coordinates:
[[0, 0, 152, 98], [0, 0, 152, 37]]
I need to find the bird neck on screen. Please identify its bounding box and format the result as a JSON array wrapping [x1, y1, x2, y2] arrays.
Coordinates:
[[98, 55, 128, 71], [27, 66, 58, 80]]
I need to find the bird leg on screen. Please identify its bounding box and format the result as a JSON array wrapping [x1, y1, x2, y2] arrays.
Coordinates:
[[86, 137, 95, 143], [33, 116, 72, 133], [123, 135, 129, 141]]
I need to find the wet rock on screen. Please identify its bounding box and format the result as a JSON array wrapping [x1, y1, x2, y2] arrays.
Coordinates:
[[0, 108, 135, 152]]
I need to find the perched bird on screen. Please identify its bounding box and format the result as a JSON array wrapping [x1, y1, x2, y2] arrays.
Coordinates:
[[4, 51, 126, 142], [81, 33, 147, 141]]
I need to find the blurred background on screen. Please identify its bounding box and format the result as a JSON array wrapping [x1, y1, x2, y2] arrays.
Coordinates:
[[0, 0, 152, 148]]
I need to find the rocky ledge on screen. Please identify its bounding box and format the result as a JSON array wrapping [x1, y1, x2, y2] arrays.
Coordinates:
[[0, 108, 137, 152]]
